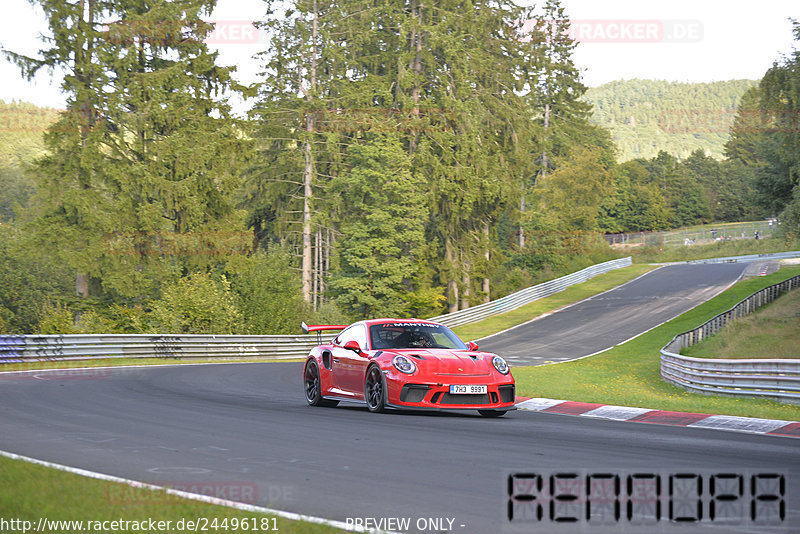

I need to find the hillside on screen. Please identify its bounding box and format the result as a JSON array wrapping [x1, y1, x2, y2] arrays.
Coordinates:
[[583, 79, 758, 162], [0, 100, 61, 220], [0, 100, 61, 167]]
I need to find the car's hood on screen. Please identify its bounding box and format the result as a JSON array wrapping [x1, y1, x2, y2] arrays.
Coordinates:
[[392, 348, 495, 376]]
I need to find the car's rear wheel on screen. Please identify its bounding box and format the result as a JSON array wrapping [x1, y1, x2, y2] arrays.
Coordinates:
[[304, 360, 338, 407], [479, 409, 507, 418], [365, 365, 386, 413]]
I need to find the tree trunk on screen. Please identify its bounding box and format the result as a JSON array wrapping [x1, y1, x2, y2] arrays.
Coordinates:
[[445, 238, 459, 313], [519, 186, 525, 249], [76, 272, 90, 298], [301, 1, 319, 304], [483, 222, 490, 303], [312, 228, 319, 310], [409, 0, 422, 153], [542, 101, 550, 179], [460, 247, 471, 310], [75, 0, 95, 311], [302, 136, 313, 303]]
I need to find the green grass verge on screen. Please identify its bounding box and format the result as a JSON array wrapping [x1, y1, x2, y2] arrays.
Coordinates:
[[682, 286, 800, 359], [452, 264, 658, 342], [512, 266, 800, 421], [0, 455, 339, 533]]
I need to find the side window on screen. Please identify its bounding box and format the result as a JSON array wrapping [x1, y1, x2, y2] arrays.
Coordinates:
[[352, 325, 368, 350], [335, 325, 367, 349]]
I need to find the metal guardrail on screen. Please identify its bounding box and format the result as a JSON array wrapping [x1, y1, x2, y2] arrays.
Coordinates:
[[0, 258, 634, 364], [685, 251, 800, 264], [430, 257, 632, 327], [660, 274, 800, 403], [0, 334, 322, 363]]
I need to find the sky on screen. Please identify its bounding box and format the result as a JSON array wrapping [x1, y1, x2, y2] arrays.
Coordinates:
[[0, 0, 797, 110]]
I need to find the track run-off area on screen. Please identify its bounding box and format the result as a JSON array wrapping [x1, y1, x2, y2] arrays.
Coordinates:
[[1, 262, 798, 533]]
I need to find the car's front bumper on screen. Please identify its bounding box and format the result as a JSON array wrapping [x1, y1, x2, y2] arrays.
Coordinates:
[[387, 379, 516, 410]]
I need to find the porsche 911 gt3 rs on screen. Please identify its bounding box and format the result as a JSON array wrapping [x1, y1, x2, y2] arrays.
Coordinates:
[[301, 318, 515, 417]]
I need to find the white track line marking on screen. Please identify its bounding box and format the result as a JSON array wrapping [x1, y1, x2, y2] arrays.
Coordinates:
[[0, 449, 392, 533]]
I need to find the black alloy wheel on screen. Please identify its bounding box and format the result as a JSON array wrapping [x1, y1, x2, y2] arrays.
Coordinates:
[[365, 365, 386, 413]]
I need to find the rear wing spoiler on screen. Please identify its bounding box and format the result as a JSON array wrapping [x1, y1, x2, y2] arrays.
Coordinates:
[[301, 322, 348, 334], [301, 322, 348, 343]]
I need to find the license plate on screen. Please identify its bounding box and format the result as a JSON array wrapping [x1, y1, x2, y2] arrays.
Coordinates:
[[449, 384, 487, 395]]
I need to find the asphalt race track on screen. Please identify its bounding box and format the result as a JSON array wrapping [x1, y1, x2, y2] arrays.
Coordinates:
[[1, 262, 799, 533], [1, 362, 799, 533], [480, 262, 748, 365]]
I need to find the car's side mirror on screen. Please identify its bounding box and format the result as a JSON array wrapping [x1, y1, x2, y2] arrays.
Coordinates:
[[467, 341, 479, 351], [343, 340, 363, 354]]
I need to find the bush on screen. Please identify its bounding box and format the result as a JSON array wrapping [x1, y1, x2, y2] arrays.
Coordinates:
[[0, 223, 73, 334], [36, 302, 77, 334], [228, 251, 311, 334], [149, 273, 243, 334]]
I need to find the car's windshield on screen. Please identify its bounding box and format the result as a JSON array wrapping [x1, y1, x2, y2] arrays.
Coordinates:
[[369, 322, 468, 350]]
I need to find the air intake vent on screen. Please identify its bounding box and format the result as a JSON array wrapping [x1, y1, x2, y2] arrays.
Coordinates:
[[400, 384, 430, 403], [498, 385, 515, 403]]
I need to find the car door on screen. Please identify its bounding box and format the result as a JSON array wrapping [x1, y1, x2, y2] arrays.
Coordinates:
[[332, 324, 369, 395]]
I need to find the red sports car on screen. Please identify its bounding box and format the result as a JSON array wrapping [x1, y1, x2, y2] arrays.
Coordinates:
[[301, 318, 515, 417]]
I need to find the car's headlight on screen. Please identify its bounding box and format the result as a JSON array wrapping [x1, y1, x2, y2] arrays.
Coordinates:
[[491, 355, 510, 375], [392, 355, 417, 374]]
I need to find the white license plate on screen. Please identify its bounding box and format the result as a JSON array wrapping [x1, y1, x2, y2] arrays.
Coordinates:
[[449, 384, 487, 395]]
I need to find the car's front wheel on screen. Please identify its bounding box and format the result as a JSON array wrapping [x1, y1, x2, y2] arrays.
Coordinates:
[[365, 365, 386, 413], [479, 409, 507, 418]]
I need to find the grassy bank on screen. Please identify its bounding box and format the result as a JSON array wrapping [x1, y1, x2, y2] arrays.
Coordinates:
[[512, 266, 800, 421], [0, 454, 338, 534], [682, 286, 800, 359], [452, 264, 657, 342]]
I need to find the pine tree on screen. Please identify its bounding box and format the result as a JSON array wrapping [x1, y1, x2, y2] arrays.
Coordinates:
[[6, 0, 251, 304], [329, 135, 432, 317], [3, 0, 111, 298]]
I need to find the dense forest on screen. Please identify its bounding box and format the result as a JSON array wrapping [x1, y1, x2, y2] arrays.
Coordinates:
[[0, 0, 797, 335], [583, 79, 758, 161]]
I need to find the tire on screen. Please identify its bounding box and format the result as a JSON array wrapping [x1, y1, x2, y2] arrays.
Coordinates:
[[304, 360, 339, 407], [365, 365, 386, 413], [479, 409, 507, 418]]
